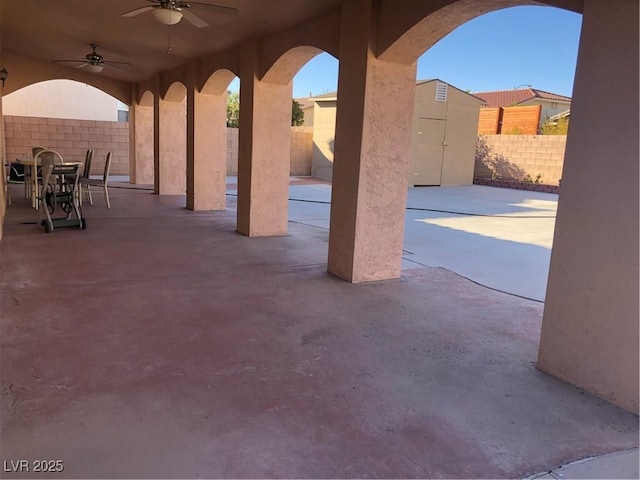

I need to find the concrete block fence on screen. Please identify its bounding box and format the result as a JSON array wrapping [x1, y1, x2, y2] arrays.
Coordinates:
[[4, 115, 129, 176], [226, 126, 313, 176], [4, 117, 565, 192], [475, 134, 566, 187]]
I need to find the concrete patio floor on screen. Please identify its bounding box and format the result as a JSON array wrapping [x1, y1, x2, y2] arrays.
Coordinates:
[[1, 180, 637, 479]]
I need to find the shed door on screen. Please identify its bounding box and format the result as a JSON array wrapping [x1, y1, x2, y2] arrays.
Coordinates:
[[411, 118, 445, 186]]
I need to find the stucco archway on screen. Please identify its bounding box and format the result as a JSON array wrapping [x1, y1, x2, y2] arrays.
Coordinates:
[[377, 0, 579, 64], [370, 0, 638, 413], [262, 46, 329, 86], [236, 44, 338, 239]]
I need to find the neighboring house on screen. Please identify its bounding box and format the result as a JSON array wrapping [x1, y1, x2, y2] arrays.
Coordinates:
[[301, 79, 484, 186], [549, 109, 570, 121], [2, 79, 129, 122], [472, 87, 571, 126]]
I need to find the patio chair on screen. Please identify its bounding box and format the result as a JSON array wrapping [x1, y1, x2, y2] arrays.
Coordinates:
[[82, 149, 94, 180], [4, 162, 26, 205], [24, 146, 47, 199], [76, 149, 93, 201], [80, 151, 111, 208]]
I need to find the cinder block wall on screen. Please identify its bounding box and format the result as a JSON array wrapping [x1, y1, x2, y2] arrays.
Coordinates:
[[226, 128, 239, 175], [4, 115, 129, 176], [475, 134, 566, 186], [4, 117, 313, 179], [290, 127, 313, 176], [226, 127, 313, 176]]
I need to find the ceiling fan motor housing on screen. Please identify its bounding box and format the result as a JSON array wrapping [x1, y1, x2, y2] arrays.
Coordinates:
[[86, 44, 104, 65]]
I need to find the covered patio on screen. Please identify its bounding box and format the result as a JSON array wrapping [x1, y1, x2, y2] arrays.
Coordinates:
[[1, 185, 637, 478], [1, 0, 638, 477]]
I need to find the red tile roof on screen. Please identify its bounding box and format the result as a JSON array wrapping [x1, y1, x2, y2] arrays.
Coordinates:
[[472, 88, 571, 107]]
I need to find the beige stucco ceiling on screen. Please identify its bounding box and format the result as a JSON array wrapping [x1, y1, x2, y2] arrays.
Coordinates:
[[0, 0, 342, 83]]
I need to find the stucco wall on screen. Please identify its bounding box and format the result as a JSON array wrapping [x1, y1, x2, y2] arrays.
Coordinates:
[[226, 127, 313, 176], [226, 128, 239, 174], [4, 115, 129, 175], [475, 134, 566, 186]]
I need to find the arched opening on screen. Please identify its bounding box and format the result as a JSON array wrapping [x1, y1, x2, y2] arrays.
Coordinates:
[[188, 69, 239, 211], [261, 46, 339, 245], [384, 4, 580, 301], [202, 68, 239, 179], [0, 50, 131, 105], [285, 52, 339, 246], [227, 41, 340, 237], [3, 79, 131, 175], [364, 0, 637, 413], [399, 5, 580, 302]]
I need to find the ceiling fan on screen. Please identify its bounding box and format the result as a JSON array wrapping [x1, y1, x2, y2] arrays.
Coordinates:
[[52, 44, 132, 73], [122, 0, 239, 28]]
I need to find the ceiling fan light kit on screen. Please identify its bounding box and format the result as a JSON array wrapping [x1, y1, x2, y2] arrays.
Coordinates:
[[84, 64, 104, 73], [122, 1, 239, 28], [152, 8, 183, 25]]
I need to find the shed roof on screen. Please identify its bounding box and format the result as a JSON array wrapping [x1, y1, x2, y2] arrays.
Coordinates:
[[298, 78, 484, 107], [416, 78, 485, 103]]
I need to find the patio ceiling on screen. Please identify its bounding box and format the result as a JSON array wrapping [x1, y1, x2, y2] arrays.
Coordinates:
[[0, 0, 341, 83]]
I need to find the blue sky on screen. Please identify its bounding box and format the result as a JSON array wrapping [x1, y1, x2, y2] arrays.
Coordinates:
[[281, 5, 582, 99]]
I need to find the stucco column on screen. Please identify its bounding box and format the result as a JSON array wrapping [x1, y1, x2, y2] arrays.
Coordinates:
[[327, 0, 417, 283], [186, 89, 227, 211], [131, 100, 154, 185], [537, 0, 639, 413], [236, 40, 291, 236], [156, 96, 187, 195]]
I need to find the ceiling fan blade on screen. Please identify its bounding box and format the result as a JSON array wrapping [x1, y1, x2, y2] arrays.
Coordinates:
[[186, 2, 239, 15], [122, 5, 155, 17], [181, 9, 209, 28], [75, 63, 89, 69], [187, 2, 239, 15], [52, 60, 85, 64], [104, 63, 130, 71], [104, 60, 134, 66]]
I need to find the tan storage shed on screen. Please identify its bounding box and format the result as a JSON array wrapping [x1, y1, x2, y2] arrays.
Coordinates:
[[304, 79, 483, 186], [409, 79, 484, 186]]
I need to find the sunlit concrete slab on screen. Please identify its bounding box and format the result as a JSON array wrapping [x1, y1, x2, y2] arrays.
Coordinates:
[[279, 179, 556, 301], [402, 186, 557, 302], [1, 186, 635, 479]]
